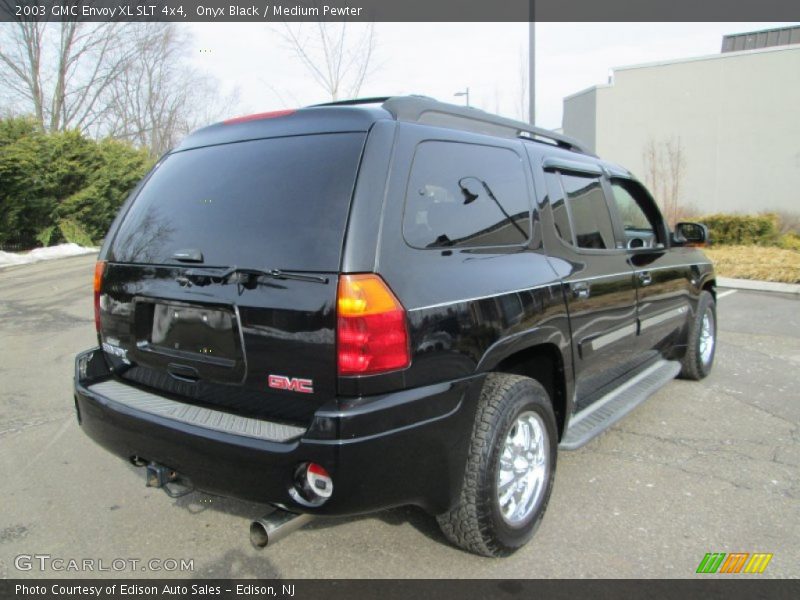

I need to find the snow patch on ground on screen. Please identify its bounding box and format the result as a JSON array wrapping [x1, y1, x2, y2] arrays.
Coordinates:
[[0, 243, 98, 268]]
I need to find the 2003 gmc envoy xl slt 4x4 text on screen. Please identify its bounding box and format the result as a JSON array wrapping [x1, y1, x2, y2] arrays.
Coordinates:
[[74, 96, 716, 557]]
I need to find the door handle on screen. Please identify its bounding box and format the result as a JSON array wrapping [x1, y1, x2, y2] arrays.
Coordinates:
[[638, 271, 653, 286], [572, 282, 591, 299]]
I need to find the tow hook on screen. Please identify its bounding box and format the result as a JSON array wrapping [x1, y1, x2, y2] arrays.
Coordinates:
[[143, 461, 194, 498]]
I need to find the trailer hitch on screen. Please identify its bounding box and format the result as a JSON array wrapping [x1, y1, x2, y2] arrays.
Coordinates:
[[144, 462, 194, 498]]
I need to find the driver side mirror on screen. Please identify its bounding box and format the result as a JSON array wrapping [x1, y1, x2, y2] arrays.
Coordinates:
[[672, 222, 709, 247]]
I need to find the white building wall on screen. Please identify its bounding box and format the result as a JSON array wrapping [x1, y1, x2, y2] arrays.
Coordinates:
[[562, 87, 598, 153], [564, 46, 800, 215]]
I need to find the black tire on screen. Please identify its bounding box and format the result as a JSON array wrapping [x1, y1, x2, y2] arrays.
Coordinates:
[[436, 373, 557, 557], [679, 290, 717, 380]]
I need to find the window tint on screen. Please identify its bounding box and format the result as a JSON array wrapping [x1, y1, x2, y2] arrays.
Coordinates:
[[560, 173, 615, 250], [108, 133, 365, 270], [403, 141, 531, 249], [611, 182, 654, 231]]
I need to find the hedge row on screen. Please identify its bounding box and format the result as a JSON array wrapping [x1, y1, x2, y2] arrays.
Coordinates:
[[698, 213, 798, 249], [0, 117, 154, 250]]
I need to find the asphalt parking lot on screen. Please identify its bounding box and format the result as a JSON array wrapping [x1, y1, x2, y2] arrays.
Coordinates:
[[0, 254, 797, 579]]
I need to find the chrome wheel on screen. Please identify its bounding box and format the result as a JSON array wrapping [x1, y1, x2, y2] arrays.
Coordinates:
[[699, 310, 715, 366], [497, 411, 549, 526]]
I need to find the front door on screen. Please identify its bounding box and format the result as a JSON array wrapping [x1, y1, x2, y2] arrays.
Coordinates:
[[606, 177, 695, 355]]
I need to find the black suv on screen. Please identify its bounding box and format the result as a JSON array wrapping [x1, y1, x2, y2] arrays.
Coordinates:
[[74, 96, 716, 557]]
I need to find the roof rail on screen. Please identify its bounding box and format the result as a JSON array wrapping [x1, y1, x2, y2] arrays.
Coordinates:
[[304, 95, 592, 155], [380, 96, 592, 155], [310, 97, 393, 107]]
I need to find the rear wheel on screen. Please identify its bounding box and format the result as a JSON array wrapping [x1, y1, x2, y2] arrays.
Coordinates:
[[437, 373, 557, 557], [679, 291, 716, 380]]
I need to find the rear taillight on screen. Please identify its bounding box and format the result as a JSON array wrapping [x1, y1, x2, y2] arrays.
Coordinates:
[[336, 274, 410, 376], [93, 260, 106, 332]]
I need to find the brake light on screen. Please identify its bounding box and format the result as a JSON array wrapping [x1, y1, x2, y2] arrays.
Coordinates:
[[223, 109, 296, 125], [93, 261, 106, 332], [337, 274, 410, 376]]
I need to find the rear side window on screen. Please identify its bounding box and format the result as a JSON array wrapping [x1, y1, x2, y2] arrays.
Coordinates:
[[403, 141, 531, 249], [559, 173, 615, 250], [108, 133, 365, 271]]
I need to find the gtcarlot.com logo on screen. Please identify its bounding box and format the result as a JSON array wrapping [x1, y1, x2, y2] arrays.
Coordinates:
[[14, 554, 194, 573], [696, 552, 773, 574]]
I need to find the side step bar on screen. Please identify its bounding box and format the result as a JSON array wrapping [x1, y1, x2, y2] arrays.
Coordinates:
[[560, 359, 681, 450]]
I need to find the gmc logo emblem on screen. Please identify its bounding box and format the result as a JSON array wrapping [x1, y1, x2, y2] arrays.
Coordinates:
[[268, 374, 314, 394]]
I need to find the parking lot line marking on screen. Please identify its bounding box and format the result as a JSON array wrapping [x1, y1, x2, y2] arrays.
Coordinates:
[[717, 290, 737, 299]]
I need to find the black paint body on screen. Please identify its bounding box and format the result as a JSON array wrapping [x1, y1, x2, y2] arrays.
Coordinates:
[[74, 103, 715, 516]]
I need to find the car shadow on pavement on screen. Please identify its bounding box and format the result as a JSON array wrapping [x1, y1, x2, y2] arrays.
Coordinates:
[[304, 505, 449, 548], [190, 548, 282, 578]]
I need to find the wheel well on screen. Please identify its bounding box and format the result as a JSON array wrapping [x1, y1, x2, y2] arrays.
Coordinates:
[[703, 278, 716, 300], [494, 344, 568, 439]]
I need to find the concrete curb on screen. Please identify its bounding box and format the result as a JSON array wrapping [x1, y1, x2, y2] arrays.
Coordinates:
[[718, 276, 800, 295]]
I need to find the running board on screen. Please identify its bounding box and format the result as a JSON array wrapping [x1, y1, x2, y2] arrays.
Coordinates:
[[560, 359, 681, 450]]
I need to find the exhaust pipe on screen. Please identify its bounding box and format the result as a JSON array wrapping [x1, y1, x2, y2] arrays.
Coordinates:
[[250, 509, 314, 549]]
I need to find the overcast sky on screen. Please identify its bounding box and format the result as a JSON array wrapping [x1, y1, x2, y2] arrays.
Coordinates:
[[187, 22, 796, 129]]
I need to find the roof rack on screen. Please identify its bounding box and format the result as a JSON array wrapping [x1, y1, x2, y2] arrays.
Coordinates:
[[306, 95, 592, 155]]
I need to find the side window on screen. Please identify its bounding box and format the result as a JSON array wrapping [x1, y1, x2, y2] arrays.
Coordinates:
[[403, 141, 531, 249], [611, 182, 654, 232], [560, 173, 616, 250], [609, 179, 665, 249]]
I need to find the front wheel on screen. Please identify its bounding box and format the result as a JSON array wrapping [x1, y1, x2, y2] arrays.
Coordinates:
[[679, 291, 717, 380], [437, 373, 557, 557]]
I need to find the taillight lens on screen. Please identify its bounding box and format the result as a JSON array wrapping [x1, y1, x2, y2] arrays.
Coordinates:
[[337, 274, 410, 376], [93, 261, 106, 332]]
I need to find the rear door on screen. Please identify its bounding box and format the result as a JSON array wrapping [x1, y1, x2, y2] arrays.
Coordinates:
[[98, 132, 366, 426], [537, 157, 639, 411]]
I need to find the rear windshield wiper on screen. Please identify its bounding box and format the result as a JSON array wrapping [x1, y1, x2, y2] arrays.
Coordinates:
[[180, 266, 329, 286]]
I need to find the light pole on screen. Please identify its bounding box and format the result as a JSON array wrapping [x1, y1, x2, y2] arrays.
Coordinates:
[[454, 87, 470, 107], [529, 20, 535, 125]]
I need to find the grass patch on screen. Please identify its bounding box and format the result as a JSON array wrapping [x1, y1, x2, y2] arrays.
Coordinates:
[[705, 245, 800, 284]]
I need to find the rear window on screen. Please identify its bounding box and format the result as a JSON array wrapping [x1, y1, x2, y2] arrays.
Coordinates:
[[108, 133, 365, 271]]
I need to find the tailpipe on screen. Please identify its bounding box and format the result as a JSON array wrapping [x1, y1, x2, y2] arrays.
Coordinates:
[[250, 508, 314, 549]]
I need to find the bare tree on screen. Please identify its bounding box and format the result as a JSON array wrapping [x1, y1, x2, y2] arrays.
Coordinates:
[[1, 20, 237, 156], [0, 21, 137, 133], [106, 24, 238, 157], [280, 22, 376, 101], [643, 136, 687, 226]]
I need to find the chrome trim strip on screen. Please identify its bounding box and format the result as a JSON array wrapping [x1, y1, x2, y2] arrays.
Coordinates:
[[589, 323, 637, 351], [639, 306, 689, 331], [88, 380, 305, 442], [635, 262, 713, 272]]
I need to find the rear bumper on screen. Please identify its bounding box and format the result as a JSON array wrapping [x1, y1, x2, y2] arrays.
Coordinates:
[[74, 348, 482, 516]]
